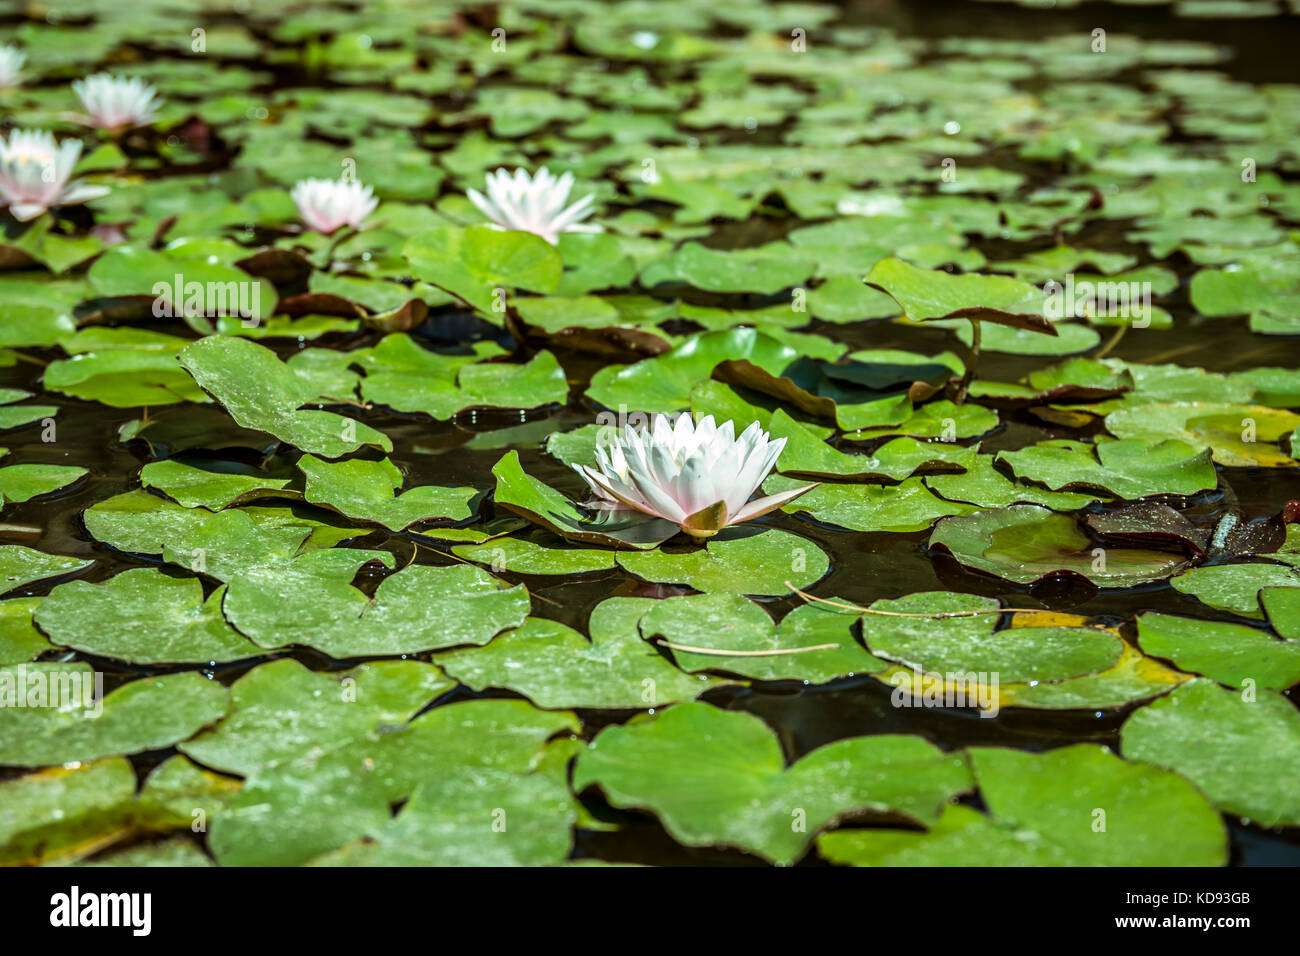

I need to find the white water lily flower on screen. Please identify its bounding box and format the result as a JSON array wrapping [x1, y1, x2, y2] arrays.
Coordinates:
[[290, 178, 378, 234], [72, 73, 162, 131], [574, 413, 816, 539], [467, 167, 600, 245], [0, 44, 26, 88], [0, 129, 109, 221]]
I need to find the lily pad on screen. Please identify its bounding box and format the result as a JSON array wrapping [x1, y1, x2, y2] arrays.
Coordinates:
[[820, 744, 1226, 866], [180, 658, 453, 776], [1, 546, 92, 596], [929, 505, 1191, 588], [492, 450, 679, 550], [435, 598, 730, 709], [1122, 678, 1300, 827], [35, 569, 263, 664], [140, 460, 293, 509], [1136, 612, 1300, 690], [222, 547, 528, 657], [857, 592, 1123, 684], [573, 702, 971, 864], [0, 666, 228, 767], [298, 454, 479, 531], [616, 528, 829, 596], [1105, 402, 1300, 468], [766, 474, 976, 533], [997, 439, 1217, 499], [640, 593, 887, 683], [179, 336, 392, 459]]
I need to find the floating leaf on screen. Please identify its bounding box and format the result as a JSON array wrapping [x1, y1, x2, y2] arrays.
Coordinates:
[[436, 599, 730, 709], [35, 569, 263, 665], [180, 659, 452, 777], [492, 450, 679, 550], [140, 460, 293, 509], [1105, 402, 1300, 468], [298, 454, 479, 531], [820, 744, 1225, 866], [1136, 612, 1300, 691], [0, 666, 227, 767], [574, 702, 971, 864], [223, 551, 530, 657], [1122, 679, 1300, 827], [766, 474, 975, 533], [616, 528, 829, 596], [1, 546, 92, 596], [640, 593, 886, 683], [929, 505, 1191, 587], [179, 336, 392, 458]]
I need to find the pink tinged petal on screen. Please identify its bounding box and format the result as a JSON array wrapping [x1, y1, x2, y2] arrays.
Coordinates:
[[624, 455, 687, 523], [668, 454, 720, 517], [731, 482, 818, 524], [8, 201, 47, 220], [576, 465, 654, 514]]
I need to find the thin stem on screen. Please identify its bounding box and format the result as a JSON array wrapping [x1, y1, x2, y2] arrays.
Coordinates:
[[786, 582, 1059, 619], [652, 637, 841, 657], [1093, 321, 1127, 359], [954, 318, 981, 404]]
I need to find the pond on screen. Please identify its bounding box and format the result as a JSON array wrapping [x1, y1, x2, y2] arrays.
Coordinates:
[[0, 0, 1298, 867]]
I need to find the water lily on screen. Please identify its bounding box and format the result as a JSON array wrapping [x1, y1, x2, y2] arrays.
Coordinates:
[[467, 167, 600, 245], [0, 129, 109, 221], [574, 413, 816, 539], [290, 177, 378, 234], [72, 73, 162, 131], [0, 44, 26, 88]]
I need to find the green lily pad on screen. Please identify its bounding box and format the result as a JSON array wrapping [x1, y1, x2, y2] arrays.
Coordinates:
[[865, 257, 1056, 332], [765, 474, 976, 533], [640, 593, 887, 683], [403, 225, 561, 317], [34, 569, 262, 664], [223, 551, 530, 657], [209, 699, 576, 866], [929, 505, 1191, 588], [1105, 402, 1300, 468], [0, 462, 86, 507], [616, 528, 829, 596], [1170, 563, 1300, 618], [841, 399, 999, 441], [997, 439, 1217, 499], [0, 666, 228, 767], [1136, 612, 1300, 690], [820, 744, 1226, 866], [180, 659, 453, 776], [925, 455, 1098, 510], [573, 702, 971, 864], [140, 460, 293, 509], [298, 454, 479, 531], [435, 598, 730, 709], [1, 546, 92, 596], [1122, 678, 1300, 827], [83, 491, 359, 583], [44, 350, 211, 407], [857, 592, 1123, 684], [451, 535, 617, 575], [306, 766, 576, 866], [492, 450, 679, 550], [179, 336, 392, 459], [0, 599, 51, 665]]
